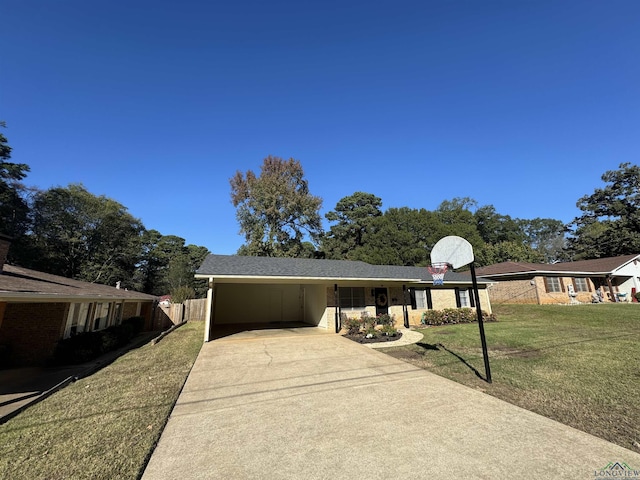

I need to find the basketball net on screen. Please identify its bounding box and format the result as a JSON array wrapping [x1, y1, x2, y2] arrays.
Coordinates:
[[428, 262, 449, 286]]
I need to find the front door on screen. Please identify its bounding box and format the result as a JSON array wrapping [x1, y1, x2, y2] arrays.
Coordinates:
[[374, 288, 389, 316]]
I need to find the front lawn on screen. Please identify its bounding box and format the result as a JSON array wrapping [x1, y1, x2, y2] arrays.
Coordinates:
[[383, 304, 640, 453], [0, 321, 204, 480]]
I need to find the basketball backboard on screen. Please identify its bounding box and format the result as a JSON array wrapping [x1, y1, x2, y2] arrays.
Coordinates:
[[430, 235, 474, 269]]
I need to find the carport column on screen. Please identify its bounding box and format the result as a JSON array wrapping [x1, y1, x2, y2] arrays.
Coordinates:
[[204, 277, 214, 342], [402, 285, 409, 328], [334, 284, 340, 333]]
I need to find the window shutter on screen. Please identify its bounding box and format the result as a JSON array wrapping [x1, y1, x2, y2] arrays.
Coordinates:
[[455, 288, 462, 308], [409, 288, 417, 309], [426, 288, 433, 310], [560, 278, 565, 292], [468, 288, 475, 308], [543, 277, 550, 293]]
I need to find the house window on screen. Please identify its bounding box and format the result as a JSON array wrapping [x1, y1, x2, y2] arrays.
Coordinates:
[[459, 289, 470, 307], [455, 288, 475, 308], [573, 278, 589, 292], [64, 303, 91, 338], [544, 277, 563, 293], [92, 303, 112, 331], [339, 287, 366, 310], [410, 288, 433, 310]]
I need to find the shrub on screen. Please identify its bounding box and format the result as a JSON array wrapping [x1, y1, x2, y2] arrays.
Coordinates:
[[361, 312, 377, 331], [380, 324, 398, 336], [363, 324, 379, 338], [55, 332, 103, 364], [343, 316, 364, 335], [421, 308, 497, 326], [54, 320, 143, 365], [376, 313, 395, 326], [100, 329, 121, 353], [122, 316, 145, 334]]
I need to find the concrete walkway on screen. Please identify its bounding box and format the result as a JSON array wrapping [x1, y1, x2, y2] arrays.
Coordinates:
[[142, 330, 640, 480], [366, 328, 424, 349]]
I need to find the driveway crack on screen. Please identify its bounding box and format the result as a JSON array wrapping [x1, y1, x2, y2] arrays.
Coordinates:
[[263, 342, 273, 366]]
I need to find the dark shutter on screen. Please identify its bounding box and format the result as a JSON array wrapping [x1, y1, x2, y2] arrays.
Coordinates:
[[455, 288, 462, 308], [468, 288, 475, 308], [409, 288, 417, 309], [426, 288, 433, 310]]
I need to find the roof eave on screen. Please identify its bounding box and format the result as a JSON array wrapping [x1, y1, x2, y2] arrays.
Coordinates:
[[0, 292, 156, 302]]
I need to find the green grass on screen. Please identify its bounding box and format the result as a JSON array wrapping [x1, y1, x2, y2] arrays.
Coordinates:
[[0, 321, 204, 480], [384, 304, 640, 452]]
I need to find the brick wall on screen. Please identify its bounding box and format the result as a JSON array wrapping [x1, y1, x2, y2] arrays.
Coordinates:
[[488, 279, 539, 304], [122, 302, 139, 319], [0, 303, 68, 366], [488, 277, 601, 305]]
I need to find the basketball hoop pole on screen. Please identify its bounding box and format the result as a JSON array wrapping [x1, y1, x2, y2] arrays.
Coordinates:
[[470, 262, 492, 383]]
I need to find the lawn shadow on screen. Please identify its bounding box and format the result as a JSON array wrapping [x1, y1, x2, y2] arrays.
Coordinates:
[[416, 341, 487, 382]]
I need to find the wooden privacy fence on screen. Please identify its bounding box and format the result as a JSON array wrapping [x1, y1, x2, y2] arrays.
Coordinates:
[[153, 298, 207, 330], [184, 298, 207, 322]]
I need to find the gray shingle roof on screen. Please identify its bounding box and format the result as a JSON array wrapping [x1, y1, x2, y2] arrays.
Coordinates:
[[0, 264, 157, 301], [475, 254, 640, 277], [196, 254, 482, 284]]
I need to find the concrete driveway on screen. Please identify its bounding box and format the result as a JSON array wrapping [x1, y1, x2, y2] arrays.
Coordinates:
[[142, 328, 640, 479]]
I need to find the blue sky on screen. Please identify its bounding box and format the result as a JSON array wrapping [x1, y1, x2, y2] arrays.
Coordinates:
[[2, 1, 639, 254]]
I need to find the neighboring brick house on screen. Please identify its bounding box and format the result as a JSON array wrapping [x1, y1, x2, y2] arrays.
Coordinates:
[[0, 235, 157, 366], [475, 254, 640, 305], [195, 254, 493, 341]]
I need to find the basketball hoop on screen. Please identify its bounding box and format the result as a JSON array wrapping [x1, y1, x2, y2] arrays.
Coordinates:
[[428, 262, 449, 286]]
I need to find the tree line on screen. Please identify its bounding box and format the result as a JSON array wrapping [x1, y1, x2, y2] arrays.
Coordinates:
[[231, 156, 640, 265], [0, 123, 209, 300], [4, 119, 638, 288]]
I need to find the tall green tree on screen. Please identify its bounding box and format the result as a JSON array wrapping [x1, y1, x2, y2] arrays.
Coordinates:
[[354, 207, 440, 266], [322, 191, 382, 260], [518, 217, 567, 263], [567, 162, 640, 259], [0, 122, 31, 239], [27, 184, 144, 286], [230, 156, 323, 257], [474, 205, 525, 245], [132, 231, 209, 297], [433, 198, 485, 251], [475, 241, 545, 266]]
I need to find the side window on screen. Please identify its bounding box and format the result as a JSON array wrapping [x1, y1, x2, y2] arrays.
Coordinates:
[[544, 277, 563, 293], [573, 278, 589, 292]]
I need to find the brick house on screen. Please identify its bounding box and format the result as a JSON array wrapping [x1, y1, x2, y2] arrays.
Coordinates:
[[0, 235, 157, 366], [195, 254, 493, 342], [475, 254, 640, 305]]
